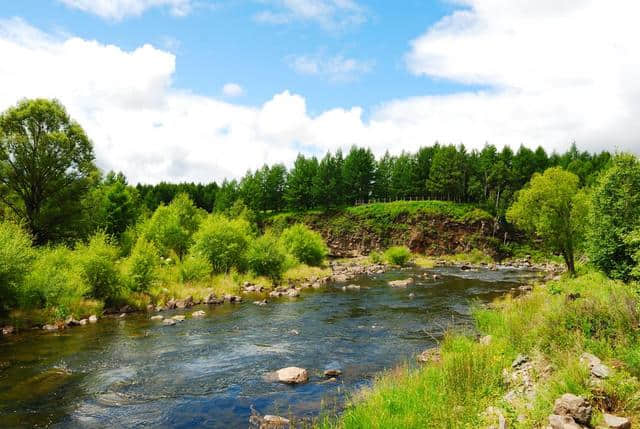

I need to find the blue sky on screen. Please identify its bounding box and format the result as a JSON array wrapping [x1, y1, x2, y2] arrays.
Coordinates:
[[1, 0, 470, 113], [0, 1, 638, 183]]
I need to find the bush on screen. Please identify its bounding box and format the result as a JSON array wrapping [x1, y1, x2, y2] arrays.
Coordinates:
[[279, 224, 328, 266], [21, 247, 88, 318], [75, 231, 121, 301], [179, 253, 213, 283], [0, 221, 34, 309], [384, 246, 412, 266], [247, 233, 287, 280], [126, 238, 159, 291], [143, 193, 203, 259], [368, 250, 384, 264], [191, 215, 252, 273]]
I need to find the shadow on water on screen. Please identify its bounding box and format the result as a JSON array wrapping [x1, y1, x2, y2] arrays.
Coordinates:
[[0, 266, 540, 428]]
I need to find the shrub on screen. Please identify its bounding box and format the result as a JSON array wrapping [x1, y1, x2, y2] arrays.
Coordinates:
[[384, 246, 412, 266], [179, 253, 213, 283], [143, 193, 203, 259], [0, 221, 34, 309], [191, 215, 252, 273], [279, 224, 328, 266], [368, 250, 384, 264], [21, 247, 88, 318], [75, 231, 121, 301], [247, 233, 287, 280], [126, 238, 159, 291]]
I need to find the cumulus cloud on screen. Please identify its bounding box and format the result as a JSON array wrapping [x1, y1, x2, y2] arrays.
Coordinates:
[[287, 53, 373, 82], [221, 83, 246, 97], [57, 0, 192, 20], [404, 0, 640, 153], [254, 0, 366, 31], [0, 5, 639, 184]]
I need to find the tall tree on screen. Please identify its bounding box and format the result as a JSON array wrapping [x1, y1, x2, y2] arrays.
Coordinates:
[[343, 146, 376, 204], [507, 167, 588, 275], [0, 99, 96, 243]]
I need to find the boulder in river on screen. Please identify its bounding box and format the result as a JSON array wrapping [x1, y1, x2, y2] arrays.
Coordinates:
[[172, 315, 186, 322], [276, 367, 308, 384], [389, 278, 414, 288], [150, 315, 164, 321], [191, 310, 206, 318], [163, 319, 176, 326], [78, 319, 88, 326], [88, 315, 98, 324], [1, 325, 15, 335], [324, 369, 342, 378], [287, 289, 300, 298], [43, 324, 59, 331], [345, 284, 361, 291]]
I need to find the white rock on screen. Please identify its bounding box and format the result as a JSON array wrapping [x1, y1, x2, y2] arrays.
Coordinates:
[[276, 367, 308, 384], [88, 315, 98, 324], [163, 319, 176, 326], [388, 278, 414, 288], [191, 311, 206, 318], [172, 315, 186, 322], [150, 315, 164, 321], [603, 413, 631, 429]]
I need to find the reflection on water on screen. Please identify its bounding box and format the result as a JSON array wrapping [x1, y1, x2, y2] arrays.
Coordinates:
[[0, 266, 540, 428]]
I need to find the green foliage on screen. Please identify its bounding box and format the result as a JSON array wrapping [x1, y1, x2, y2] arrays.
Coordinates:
[[343, 146, 376, 203], [280, 224, 328, 266], [246, 233, 287, 280], [507, 167, 588, 274], [383, 246, 412, 266], [143, 193, 203, 259], [285, 154, 319, 210], [191, 214, 252, 273], [588, 154, 640, 281], [88, 171, 140, 237], [0, 221, 34, 309], [20, 247, 88, 318], [0, 98, 96, 244], [368, 250, 384, 264], [179, 253, 212, 283], [126, 238, 159, 292], [75, 231, 121, 301]]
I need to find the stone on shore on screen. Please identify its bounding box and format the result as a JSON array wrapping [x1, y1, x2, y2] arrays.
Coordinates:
[[276, 367, 308, 384], [2, 325, 15, 335], [78, 319, 88, 325], [548, 414, 586, 429], [553, 393, 592, 425], [150, 315, 164, 321], [602, 413, 631, 429], [88, 315, 98, 324], [417, 348, 441, 364], [43, 324, 59, 331], [579, 352, 611, 379], [172, 315, 186, 322], [163, 318, 176, 326]]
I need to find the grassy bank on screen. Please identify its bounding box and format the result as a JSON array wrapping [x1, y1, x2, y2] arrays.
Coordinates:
[[320, 269, 640, 428]]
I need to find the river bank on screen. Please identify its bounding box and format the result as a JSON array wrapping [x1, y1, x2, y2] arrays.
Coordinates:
[[321, 268, 640, 429]]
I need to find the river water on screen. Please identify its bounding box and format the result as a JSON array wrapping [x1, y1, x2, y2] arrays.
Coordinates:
[[0, 266, 539, 428]]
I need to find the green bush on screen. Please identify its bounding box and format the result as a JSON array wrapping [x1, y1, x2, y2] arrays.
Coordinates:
[[191, 214, 252, 273], [279, 224, 328, 266], [179, 253, 213, 283], [0, 221, 34, 309], [368, 250, 384, 264], [21, 247, 88, 318], [247, 233, 287, 280], [126, 238, 159, 291], [75, 231, 121, 301], [384, 246, 412, 266], [143, 193, 203, 259]]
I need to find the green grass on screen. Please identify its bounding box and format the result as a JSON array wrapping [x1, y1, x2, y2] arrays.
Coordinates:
[[345, 201, 490, 222], [321, 268, 640, 428]]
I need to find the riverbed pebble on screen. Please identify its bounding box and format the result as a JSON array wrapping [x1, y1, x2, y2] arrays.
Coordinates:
[[388, 278, 414, 287]]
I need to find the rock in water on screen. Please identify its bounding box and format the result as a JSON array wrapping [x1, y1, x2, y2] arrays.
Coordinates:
[[603, 414, 631, 429], [172, 315, 186, 322], [163, 319, 176, 326], [388, 278, 414, 287], [324, 369, 342, 377], [88, 315, 98, 324], [191, 310, 206, 318], [553, 393, 592, 425], [276, 367, 308, 384], [1, 325, 14, 335], [150, 315, 164, 321]]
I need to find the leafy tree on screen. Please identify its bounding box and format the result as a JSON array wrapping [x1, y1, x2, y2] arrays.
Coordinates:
[[246, 233, 287, 280], [126, 237, 159, 291], [343, 146, 376, 204], [0, 99, 96, 243], [89, 171, 141, 238], [507, 167, 588, 275], [285, 155, 318, 210], [587, 154, 640, 281], [75, 231, 121, 301], [314, 152, 344, 209], [280, 224, 328, 266]]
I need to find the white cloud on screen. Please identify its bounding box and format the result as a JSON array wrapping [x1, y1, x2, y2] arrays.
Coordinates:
[[221, 83, 246, 97], [254, 0, 366, 30], [0, 10, 638, 184], [57, 0, 192, 20], [287, 53, 373, 82]]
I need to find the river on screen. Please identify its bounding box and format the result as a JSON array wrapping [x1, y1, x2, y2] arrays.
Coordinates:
[[0, 265, 539, 428]]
